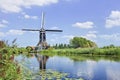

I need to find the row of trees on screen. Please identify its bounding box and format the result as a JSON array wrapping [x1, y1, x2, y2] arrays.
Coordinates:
[[102, 44, 116, 49], [53, 37, 97, 49], [53, 44, 72, 49]]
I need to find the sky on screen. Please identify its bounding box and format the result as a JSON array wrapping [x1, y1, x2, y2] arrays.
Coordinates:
[[0, 0, 120, 47]]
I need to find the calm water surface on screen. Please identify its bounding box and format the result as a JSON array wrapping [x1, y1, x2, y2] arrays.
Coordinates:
[[15, 54, 120, 80]]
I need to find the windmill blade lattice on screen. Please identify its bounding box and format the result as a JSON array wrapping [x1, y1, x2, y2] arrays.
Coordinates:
[[22, 29, 40, 31], [45, 30, 62, 32], [22, 12, 63, 50]]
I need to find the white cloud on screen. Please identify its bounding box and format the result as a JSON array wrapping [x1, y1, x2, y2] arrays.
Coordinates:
[[2, 20, 9, 24], [6, 29, 25, 35], [0, 0, 58, 13], [31, 16, 38, 19], [0, 29, 25, 37], [88, 31, 98, 34], [21, 12, 38, 19], [105, 10, 120, 28], [81, 31, 97, 41], [49, 35, 74, 44], [0, 32, 5, 37], [50, 27, 59, 29], [24, 14, 38, 19], [0, 0, 22, 13], [0, 23, 5, 28], [0, 19, 8, 28], [82, 33, 97, 39], [62, 33, 97, 43], [62, 35, 74, 39], [72, 21, 94, 29], [100, 33, 120, 41], [86, 33, 97, 38], [24, 14, 30, 19]]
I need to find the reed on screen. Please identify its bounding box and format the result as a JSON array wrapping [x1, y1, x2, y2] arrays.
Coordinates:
[[40, 47, 120, 56]]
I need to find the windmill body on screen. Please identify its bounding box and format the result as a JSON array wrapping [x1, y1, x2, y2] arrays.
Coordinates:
[[22, 12, 62, 50]]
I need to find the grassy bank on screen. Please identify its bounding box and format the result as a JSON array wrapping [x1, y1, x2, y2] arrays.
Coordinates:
[[39, 48, 120, 61], [0, 47, 120, 79], [41, 47, 120, 56]]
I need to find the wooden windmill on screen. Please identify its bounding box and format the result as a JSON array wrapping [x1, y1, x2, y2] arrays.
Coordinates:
[[22, 12, 62, 50]]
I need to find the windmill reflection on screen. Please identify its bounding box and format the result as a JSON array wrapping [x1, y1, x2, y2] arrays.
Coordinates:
[[35, 53, 49, 70]]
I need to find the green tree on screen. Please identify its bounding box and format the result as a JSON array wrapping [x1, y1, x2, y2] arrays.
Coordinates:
[[70, 37, 97, 48], [102, 44, 115, 49], [26, 46, 33, 52]]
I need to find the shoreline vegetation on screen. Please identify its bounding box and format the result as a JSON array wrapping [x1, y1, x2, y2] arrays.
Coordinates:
[[1, 37, 120, 79], [0, 48, 120, 80], [40, 47, 120, 56], [40, 47, 120, 61]]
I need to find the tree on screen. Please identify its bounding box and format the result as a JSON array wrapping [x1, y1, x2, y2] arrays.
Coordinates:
[[26, 46, 33, 52], [54, 44, 59, 49], [70, 37, 97, 48], [102, 44, 115, 49], [53, 43, 72, 49]]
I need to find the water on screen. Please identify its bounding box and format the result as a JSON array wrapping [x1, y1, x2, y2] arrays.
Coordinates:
[[15, 54, 120, 80]]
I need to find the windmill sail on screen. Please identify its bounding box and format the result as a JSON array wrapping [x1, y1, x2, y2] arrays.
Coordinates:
[[22, 12, 63, 50], [41, 12, 45, 29], [45, 30, 62, 32], [22, 29, 40, 31]]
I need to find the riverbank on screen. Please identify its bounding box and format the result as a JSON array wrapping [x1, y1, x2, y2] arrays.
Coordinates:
[[40, 48, 120, 55], [0, 47, 120, 79], [39, 48, 120, 62]]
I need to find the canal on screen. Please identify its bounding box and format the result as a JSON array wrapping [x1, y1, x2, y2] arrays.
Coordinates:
[[15, 53, 120, 80]]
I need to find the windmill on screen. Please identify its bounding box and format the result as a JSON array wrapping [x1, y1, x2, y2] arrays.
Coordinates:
[[22, 12, 63, 50]]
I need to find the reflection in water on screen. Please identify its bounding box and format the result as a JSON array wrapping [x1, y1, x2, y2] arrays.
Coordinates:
[[15, 54, 120, 80], [34, 53, 49, 70]]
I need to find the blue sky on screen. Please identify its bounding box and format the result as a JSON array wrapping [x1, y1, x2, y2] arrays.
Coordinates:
[[0, 0, 120, 47]]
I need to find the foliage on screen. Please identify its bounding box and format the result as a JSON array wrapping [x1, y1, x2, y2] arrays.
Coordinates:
[[41, 47, 120, 56], [0, 52, 22, 80], [0, 40, 6, 48], [70, 37, 97, 48], [53, 43, 72, 49], [0, 47, 32, 80], [0, 47, 28, 55], [33, 69, 84, 80], [102, 44, 116, 49], [0, 38, 18, 49], [40, 48, 120, 61], [26, 46, 34, 53]]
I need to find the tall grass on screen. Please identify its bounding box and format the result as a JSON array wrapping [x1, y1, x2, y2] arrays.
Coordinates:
[[40, 48, 120, 61], [0, 47, 31, 80], [40, 47, 120, 56], [0, 52, 22, 80]]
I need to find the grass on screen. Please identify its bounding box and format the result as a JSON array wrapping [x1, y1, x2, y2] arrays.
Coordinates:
[[0, 47, 32, 80], [0, 53, 22, 80], [40, 47, 120, 56], [40, 47, 120, 61]]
